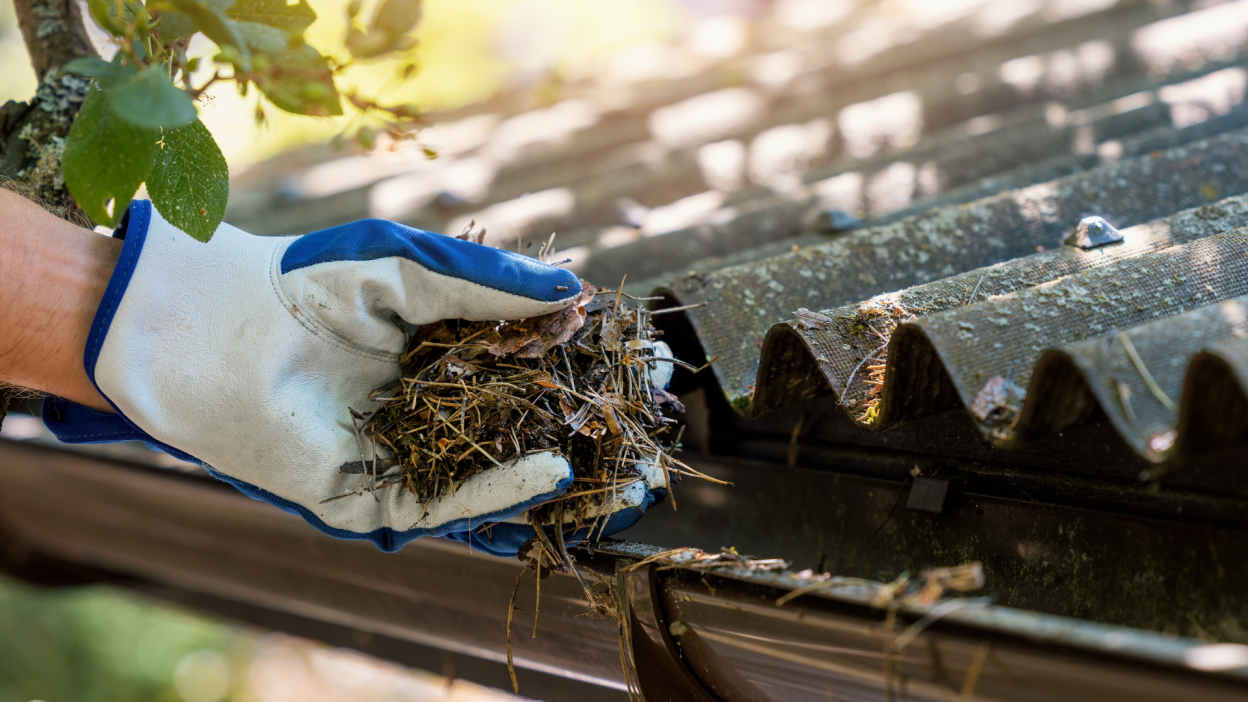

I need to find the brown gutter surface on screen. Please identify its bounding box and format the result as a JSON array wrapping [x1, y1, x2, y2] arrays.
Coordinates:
[[2, 438, 1247, 700]]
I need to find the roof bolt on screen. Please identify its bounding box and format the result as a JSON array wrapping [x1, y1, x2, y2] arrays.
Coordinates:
[[1065, 216, 1123, 249], [814, 208, 862, 232]]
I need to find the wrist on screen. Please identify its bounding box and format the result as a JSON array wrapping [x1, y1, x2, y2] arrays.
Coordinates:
[[0, 189, 121, 411]]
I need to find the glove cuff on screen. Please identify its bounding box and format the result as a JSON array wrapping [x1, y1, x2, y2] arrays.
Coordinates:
[[84, 200, 152, 395], [41, 201, 204, 464], [41, 395, 201, 464]]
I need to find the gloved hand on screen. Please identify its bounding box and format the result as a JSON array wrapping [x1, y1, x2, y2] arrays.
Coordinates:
[[443, 340, 677, 557], [42, 200, 584, 552]]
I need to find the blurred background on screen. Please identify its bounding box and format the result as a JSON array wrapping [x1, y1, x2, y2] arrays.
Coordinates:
[[6, 0, 1241, 698], [0, 0, 689, 171]]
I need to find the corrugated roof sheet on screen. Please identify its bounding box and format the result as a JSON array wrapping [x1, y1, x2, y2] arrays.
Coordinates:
[[226, 0, 1248, 479]]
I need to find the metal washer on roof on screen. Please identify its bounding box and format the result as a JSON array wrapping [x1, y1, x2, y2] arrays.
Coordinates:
[[1065, 216, 1124, 249]]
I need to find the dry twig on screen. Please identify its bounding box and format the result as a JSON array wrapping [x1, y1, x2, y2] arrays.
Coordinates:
[[361, 280, 713, 534]]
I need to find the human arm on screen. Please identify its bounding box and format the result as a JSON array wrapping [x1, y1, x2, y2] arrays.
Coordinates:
[[0, 188, 119, 411]]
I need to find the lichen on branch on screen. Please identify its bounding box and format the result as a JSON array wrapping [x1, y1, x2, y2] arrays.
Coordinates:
[[0, 0, 97, 216]]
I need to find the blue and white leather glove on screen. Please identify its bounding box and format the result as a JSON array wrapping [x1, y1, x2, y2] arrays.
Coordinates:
[[443, 341, 676, 557], [42, 200, 584, 552]]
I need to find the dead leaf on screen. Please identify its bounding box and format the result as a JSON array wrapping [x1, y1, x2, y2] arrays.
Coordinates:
[[970, 376, 1025, 427], [653, 387, 686, 413], [916, 562, 984, 606], [601, 404, 623, 435], [557, 394, 576, 421], [489, 283, 598, 358], [456, 219, 487, 244], [600, 315, 623, 352], [444, 355, 481, 378]]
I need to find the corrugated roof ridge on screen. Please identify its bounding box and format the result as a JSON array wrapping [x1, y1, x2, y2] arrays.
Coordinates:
[[871, 225, 1248, 463], [227, 0, 1204, 241], [1178, 338, 1248, 453], [755, 194, 1248, 418], [1023, 295, 1248, 462], [663, 127, 1248, 405]]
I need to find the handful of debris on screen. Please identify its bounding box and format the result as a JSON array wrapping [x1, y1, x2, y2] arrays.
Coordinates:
[[361, 282, 714, 529]]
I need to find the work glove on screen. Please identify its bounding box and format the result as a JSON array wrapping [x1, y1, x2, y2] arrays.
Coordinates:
[[443, 341, 676, 557], [42, 200, 585, 552]]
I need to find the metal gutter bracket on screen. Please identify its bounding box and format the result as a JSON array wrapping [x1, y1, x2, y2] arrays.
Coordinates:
[[907, 477, 950, 513]]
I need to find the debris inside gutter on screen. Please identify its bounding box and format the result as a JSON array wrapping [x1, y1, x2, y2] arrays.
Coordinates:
[[624, 546, 789, 574]]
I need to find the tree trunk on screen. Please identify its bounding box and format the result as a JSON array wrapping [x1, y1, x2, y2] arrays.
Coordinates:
[[0, 0, 98, 429], [1, 0, 96, 211], [13, 0, 95, 76]]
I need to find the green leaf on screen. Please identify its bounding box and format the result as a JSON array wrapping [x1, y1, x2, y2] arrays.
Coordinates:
[[258, 74, 342, 116], [156, 10, 198, 40], [235, 20, 290, 55], [167, 0, 252, 71], [87, 0, 125, 34], [63, 86, 159, 227], [227, 0, 315, 33], [157, 0, 235, 38], [59, 56, 134, 84], [147, 119, 229, 242], [345, 27, 389, 59], [277, 42, 331, 69], [254, 43, 342, 116], [105, 67, 198, 129]]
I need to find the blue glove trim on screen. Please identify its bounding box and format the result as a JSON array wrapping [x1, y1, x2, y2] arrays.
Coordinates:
[[281, 219, 581, 304], [207, 467, 575, 553], [44, 390, 571, 552], [442, 489, 661, 558], [84, 200, 151, 383], [41, 396, 202, 464]]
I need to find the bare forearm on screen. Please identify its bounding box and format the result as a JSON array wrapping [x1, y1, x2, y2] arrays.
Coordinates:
[[0, 189, 120, 411]]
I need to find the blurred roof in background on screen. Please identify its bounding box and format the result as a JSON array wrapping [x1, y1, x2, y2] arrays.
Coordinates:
[[228, 0, 1248, 491]]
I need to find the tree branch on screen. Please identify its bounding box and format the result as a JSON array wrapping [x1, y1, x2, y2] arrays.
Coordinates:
[[0, 0, 98, 209], [13, 0, 96, 78]]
